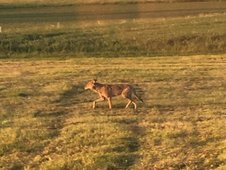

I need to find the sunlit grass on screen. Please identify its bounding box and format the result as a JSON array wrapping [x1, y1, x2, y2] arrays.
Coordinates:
[[0, 55, 226, 169]]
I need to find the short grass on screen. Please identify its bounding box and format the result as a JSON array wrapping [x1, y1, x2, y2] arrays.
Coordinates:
[[0, 55, 226, 169], [0, 0, 225, 6]]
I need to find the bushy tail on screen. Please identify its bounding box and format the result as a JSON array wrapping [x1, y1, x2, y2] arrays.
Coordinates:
[[133, 91, 144, 103]]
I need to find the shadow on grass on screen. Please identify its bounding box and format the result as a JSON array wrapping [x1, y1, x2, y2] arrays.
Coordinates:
[[95, 153, 139, 170], [33, 110, 67, 118], [94, 118, 143, 169], [111, 136, 140, 153], [55, 83, 87, 107], [146, 101, 226, 113]]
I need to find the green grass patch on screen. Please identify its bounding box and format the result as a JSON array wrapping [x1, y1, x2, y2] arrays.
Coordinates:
[[0, 5, 226, 58], [0, 55, 226, 169]]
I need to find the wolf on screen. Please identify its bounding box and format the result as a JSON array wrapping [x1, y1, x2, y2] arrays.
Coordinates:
[[84, 79, 143, 109]]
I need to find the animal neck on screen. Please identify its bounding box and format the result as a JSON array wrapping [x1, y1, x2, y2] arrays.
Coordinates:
[[92, 83, 104, 92]]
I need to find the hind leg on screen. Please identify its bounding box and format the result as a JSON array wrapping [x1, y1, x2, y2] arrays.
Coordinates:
[[125, 100, 132, 108], [122, 88, 137, 109], [122, 88, 131, 108], [132, 101, 137, 110], [125, 99, 137, 109]]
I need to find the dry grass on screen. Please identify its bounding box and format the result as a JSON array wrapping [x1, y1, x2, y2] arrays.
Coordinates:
[[1, 0, 226, 6], [0, 0, 200, 5], [0, 0, 176, 5], [0, 55, 226, 169]]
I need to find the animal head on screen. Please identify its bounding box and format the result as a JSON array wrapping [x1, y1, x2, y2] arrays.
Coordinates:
[[84, 79, 97, 90]]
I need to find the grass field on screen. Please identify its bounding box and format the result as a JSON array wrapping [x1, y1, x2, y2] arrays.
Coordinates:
[[0, 1, 226, 169], [0, 0, 225, 6], [1, 2, 226, 58], [0, 55, 226, 169], [1, 13, 226, 58]]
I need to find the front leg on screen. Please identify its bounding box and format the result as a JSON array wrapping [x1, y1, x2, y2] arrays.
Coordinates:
[[107, 97, 112, 109], [93, 97, 105, 109]]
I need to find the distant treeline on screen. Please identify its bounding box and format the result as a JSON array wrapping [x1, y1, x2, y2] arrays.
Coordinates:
[[0, 31, 226, 58]]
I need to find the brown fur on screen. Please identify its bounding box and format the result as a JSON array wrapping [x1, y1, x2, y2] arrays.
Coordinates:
[[84, 79, 143, 109]]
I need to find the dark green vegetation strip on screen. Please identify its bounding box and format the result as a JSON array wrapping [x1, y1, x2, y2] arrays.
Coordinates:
[[1, 31, 226, 58], [0, 2, 226, 58], [1, 14, 226, 58]]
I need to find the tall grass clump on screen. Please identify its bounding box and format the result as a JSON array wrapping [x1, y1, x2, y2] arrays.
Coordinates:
[[1, 29, 226, 58]]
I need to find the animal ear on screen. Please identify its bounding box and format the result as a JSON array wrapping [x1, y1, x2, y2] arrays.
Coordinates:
[[93, 79, 97, 83]]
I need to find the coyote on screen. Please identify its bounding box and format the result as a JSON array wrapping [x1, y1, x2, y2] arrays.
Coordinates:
[[84, 79, 143, 109]]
